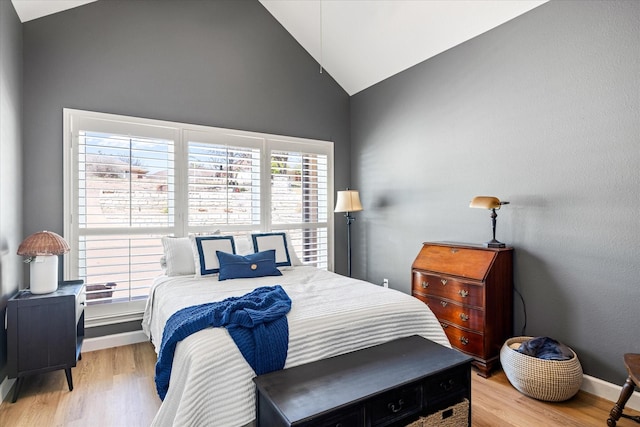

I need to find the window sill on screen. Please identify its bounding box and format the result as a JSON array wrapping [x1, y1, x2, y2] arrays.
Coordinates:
[[85, 299, 146, 328]]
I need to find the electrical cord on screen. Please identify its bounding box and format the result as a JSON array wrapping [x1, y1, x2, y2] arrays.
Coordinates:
[[514, 286, 527, 336]]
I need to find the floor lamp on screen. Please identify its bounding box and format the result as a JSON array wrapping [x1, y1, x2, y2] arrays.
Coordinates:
[[334, 189, 363, 277]]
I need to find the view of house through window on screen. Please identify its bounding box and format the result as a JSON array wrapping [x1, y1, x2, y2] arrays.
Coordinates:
[[64, 109, 333, 321]]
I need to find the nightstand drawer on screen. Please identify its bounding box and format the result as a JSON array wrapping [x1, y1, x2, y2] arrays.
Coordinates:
[[417, 296, 484, 331], [412, 272, 484, 307], [439, 322, 484, 356]]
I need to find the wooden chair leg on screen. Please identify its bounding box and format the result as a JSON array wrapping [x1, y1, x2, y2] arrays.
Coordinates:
[[607, 376, 635, 427]]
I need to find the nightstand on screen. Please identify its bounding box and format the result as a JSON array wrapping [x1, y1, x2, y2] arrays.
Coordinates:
[[7, 280, 86, 402]]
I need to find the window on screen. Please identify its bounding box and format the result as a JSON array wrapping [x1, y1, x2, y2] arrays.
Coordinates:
[[64, 109, 334, 324]]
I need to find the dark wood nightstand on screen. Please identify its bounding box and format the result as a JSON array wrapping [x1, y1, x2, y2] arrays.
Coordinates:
[[7, 280, 86, 403]]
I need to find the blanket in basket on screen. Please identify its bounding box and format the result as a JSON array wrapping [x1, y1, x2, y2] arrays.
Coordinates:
[[155, 285, 291, 400]]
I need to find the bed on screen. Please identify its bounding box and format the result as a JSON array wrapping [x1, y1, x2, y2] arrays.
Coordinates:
[[142, 235, 450, 427]]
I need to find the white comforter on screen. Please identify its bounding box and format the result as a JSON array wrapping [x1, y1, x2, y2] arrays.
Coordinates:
[[142, 266, 450, 427]]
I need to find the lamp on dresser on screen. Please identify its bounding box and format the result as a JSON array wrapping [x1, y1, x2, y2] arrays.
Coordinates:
[[334, 189, 363, 277], [17, 230, 70, 294], [469, 196, 510, 248]]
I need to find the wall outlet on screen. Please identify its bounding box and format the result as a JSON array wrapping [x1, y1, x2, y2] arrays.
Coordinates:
[[383, 278, 389, 288]]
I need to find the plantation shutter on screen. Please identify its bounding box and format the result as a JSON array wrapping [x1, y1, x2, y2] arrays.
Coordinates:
[[186, 131, 262, 231], [69, 116, 177, 310], [65, 109, 334, 324], [269, 145, 329, 268]]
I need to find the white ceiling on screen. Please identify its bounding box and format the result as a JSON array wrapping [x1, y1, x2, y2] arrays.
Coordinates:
[[12, 0, 547, 95], [11, 0, 97, 22]]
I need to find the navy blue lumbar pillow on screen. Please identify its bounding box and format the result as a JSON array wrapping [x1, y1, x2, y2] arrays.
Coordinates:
[[216, 250, 282, 281]]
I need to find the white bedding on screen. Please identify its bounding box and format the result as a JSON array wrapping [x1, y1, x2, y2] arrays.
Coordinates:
[[142, 266, 450, 427]]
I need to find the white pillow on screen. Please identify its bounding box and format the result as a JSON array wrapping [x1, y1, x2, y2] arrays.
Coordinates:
[[191, 235, 236, 277], [251, 232, 303, 267], [161, 236, 195, 276], [285, 233, 303, 266], [235, 236, 254, 255]]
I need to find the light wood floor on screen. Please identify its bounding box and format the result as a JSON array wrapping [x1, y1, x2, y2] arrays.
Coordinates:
[[1, 341, 638, 426]]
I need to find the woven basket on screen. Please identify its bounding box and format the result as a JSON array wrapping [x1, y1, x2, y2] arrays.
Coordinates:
[[405, 399, 469, 427], [500, 336, 583, 402]]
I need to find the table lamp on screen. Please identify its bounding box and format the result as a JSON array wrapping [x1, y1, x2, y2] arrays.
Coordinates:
[[469, 196, 510, 248], [17, 230, 70, 294]]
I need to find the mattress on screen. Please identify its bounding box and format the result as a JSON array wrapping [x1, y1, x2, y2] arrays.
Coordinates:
[[142, 266, 450, 427]]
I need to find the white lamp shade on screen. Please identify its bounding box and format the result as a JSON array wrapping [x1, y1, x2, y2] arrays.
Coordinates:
[[334, 190, 363, 213], [29, 255, 59, 294]]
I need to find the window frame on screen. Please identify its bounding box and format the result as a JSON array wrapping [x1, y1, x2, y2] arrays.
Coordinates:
[[63, 109, 335, 326]]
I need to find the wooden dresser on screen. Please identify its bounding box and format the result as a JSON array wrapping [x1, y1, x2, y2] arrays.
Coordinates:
[[411, 242, 513, 377]]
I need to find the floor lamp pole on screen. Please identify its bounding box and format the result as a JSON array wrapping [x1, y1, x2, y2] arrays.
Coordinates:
[[345, 212, 355, 277]]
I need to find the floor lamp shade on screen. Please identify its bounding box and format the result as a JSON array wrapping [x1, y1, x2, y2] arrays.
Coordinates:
[[17, 231, 70, 294], [334, 190, 363, 214], [334, 189, 363, 277]]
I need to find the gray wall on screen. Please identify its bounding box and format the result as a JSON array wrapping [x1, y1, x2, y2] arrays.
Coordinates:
[[22, 0, 352, 300], [0, 0, 23, 383], [22, 0, 351, 258], [351, 0, 639, 384]]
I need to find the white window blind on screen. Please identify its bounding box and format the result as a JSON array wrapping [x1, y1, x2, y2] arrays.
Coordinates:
[[64, 109, 334, 323], [186, 132, 262, 230], [270, 148, 329, 268]]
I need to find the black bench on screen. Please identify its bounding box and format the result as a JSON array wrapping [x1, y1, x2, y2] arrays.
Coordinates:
[[253, 335, 472, 427]]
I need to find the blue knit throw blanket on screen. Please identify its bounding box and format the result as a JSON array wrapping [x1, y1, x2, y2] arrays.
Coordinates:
[[155, 285, 292, 400]]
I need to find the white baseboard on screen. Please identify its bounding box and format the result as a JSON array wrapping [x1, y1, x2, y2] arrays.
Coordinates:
[[82, 330, 149, 352], [582, 374, 640, 411]]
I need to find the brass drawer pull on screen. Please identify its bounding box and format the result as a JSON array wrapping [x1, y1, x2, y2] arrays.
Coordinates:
[[450, 248, 459, 254], [459, 313, 469, 321], [460, 337, 469, 345], [421, 281, 429, 288], [440, 279, 448, 286], [440, 301, 448, 308], [458, 290, 469, 298]]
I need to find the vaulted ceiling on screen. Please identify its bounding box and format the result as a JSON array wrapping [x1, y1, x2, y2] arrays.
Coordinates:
[[11, 0, 547, 95]]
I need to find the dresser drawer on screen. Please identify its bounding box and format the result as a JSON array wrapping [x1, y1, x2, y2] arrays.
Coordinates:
[[417, 296, 484, 331], [368, 384, 421, 426], [440, 322, 484, 356], [412, 272, 484, 307]]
